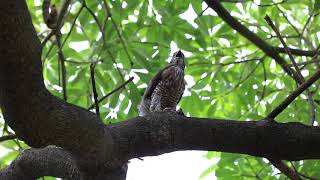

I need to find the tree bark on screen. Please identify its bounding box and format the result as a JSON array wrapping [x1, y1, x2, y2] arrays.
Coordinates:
[[1, 0, 320, 179]]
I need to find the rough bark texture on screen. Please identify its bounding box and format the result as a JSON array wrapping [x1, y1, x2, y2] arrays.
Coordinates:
[[0, 0, 115, 178], [109, 113, 320, 161], [0, 0, 320, 179]]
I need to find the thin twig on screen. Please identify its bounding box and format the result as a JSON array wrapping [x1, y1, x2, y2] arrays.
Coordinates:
[[265, 15, 317, 125], [41, 31, 54, 47], [110, 17, 134, 66], [289, 162, 318, 180], [310, 44, 320, 69], [274, 47, 320, 57], [269, 160, 302, 180], [205, 1, 316, 178], [264, 15, 303, 81], [276, 5, 314, 50], [0, 135, 17, 142], [102, 0, 134, 66], [55, 0, 72, 30], [83, 2, 104, 36], [308, 90, 316, 125], [90, 63, 100, 118], [215, 57, 264, 98], [61, 4, 85, 47], [253, 0, 287, 7], [56, 34, 67, 101], [88, 77, 134, 110], [198, 6, 209, 17], [301, 9, 314, 36], [267, 70, 320, 119], [287, 59, 320, 67], [65, 59, 102, 65], [260, 61, 267, 100], [190, 57, 262, 66]]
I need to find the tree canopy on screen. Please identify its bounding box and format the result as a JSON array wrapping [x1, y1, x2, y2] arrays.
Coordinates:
[[1, 0, 320, 179]]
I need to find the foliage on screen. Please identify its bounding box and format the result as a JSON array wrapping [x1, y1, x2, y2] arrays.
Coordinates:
[[1, 0, 320, 179]]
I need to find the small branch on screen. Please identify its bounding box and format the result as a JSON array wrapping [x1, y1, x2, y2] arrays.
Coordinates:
[[264, 15, 304, 82], [198, 6, 209, 17], [269, 160, 302, 180], [267, 70, 320, 119], [88, 77, 134, 110], [204, 0, 296, 79], [55, 0, 72, 31], [65, 59, 102, 65], [0, 134, 17, 142], [61, 4, 85, 47], [260, 61, 267, 100], [287, 59, 320, 67], [110, 18, 134, 66], [289, 162, 318, 180], [41, 31, 54, 47], [90, 63, 100, 118], [264, 15, 317, 125], [83, 1, 104, 38], [190, 57, 262, 66], [310, 44, 320, 69], [274, 47, 319, 57], [56, 34, 67, 101], [308, 91, 316, 126], [220, 0, 248, 2], [253, 0, 287, 7], [301, 9, 314, 36], [275, 5, 314, 49]]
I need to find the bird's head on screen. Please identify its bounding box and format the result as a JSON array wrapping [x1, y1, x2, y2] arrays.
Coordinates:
[[170, 50, 185, 70]]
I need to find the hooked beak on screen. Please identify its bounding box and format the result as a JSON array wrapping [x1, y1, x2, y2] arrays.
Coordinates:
[[175, 50, 183, 58]]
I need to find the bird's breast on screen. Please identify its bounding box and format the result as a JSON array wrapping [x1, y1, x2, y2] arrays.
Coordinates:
[[152, 67, 185, 108]]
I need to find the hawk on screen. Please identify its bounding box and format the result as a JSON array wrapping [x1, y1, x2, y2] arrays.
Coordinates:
[[139, 50, 186, 116]]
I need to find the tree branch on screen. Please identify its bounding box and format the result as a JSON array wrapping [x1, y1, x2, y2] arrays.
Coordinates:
[[0, 134, 17, 142], [88, 77, 134, 110], [110, 113, 320, 161], [274, 47, 318, 57], [204, 0, 297, 79], [264, 15, 317, 125], [269, 160, 302, 180], [0, 0, 113, 171], [90, 63, 100, 118], [264, 15, 303, 81], [0, 147, 80, 180]]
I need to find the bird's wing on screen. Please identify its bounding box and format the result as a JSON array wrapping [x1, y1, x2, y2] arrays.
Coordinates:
[[143, 65, 175, 99], [177, 80, 186, 105]]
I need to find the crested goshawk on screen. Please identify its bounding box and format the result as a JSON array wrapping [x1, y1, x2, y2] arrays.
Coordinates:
[[139, 50, 186, 116]]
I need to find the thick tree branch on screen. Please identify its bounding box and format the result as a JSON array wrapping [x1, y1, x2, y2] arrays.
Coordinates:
[[110, 113, 320, 161], [0, 0, 113, 172], [0, 147, 81, 180]]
